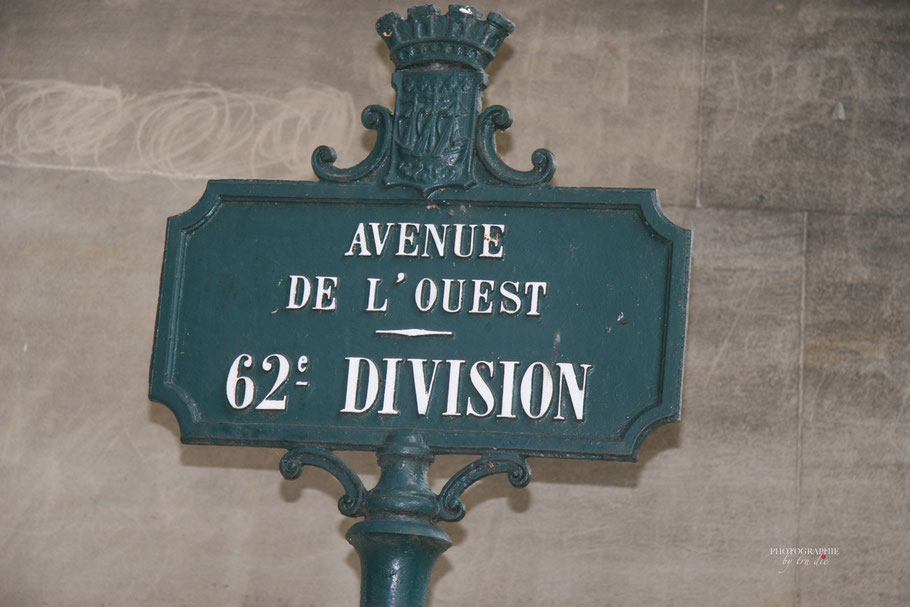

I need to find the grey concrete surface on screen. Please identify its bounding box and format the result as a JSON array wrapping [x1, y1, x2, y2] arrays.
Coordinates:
[[700, 0, 910, 214], [798, 213, 910, 605], [1, 1, 907, 606]]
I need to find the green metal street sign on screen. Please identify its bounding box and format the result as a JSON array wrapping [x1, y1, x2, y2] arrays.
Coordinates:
[[150, 181, 689, 460], [149, 6, 692, 605], [149, 5, 690, 463]]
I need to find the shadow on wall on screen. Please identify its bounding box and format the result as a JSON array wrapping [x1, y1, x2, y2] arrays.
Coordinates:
[[149, 395, 680, 500]]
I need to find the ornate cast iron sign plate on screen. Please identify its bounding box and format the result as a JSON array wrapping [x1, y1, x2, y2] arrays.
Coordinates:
[[149, 5, 691, 461]]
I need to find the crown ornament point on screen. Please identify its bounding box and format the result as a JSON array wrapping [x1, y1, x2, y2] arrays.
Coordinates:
[[313, 5, 554, 197], [376, 4, 514, 72]]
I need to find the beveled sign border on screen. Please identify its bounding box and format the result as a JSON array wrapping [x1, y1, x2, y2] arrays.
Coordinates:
[[149, 179, 690, 461]]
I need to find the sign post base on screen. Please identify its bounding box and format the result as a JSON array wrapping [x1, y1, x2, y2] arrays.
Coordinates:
[[348, 521, 451, 607], [281, 430, 531, 607]]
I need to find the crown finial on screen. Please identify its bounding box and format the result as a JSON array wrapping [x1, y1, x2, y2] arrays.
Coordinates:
[[377, 4, 514, 71], [313, 5, 555, 195]]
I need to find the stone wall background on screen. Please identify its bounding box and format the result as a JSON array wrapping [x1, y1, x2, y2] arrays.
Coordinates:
[[1, 1, 907, 605]]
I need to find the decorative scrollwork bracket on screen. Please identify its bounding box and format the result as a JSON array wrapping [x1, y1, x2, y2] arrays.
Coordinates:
[[311, 105, 392, 184], [436, 452, 532, 522], [279, 446, 366, 518], [475, 105, 557, 186]]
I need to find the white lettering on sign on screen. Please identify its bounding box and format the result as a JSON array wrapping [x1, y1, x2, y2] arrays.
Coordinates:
[[313, 276, 338, 310], [226, 353, 306, 411], [340, 357, 592, 421], [225, 219, 601, 428], [224, 353, 594, 422], [287, 220, 551, 320], [287, 275, 338, 311], [343, 222, 505, 259], [365, 278, 389, 312], [288, 273, 548, 317], [286, 275, 311, 309], [410, 278, 547, 316]]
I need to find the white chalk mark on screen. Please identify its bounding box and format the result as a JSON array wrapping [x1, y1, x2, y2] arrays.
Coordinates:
[[0, 79, 358, 180], [375, 329, 454, 338], [831, 101, 846, 121]]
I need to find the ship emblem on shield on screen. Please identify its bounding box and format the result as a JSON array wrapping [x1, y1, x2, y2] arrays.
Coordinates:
[[386, 71, 482, 193]]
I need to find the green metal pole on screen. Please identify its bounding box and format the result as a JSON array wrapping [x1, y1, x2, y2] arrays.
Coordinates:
[[346, 431, 451, 607], [280, 430, 531, 607]]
